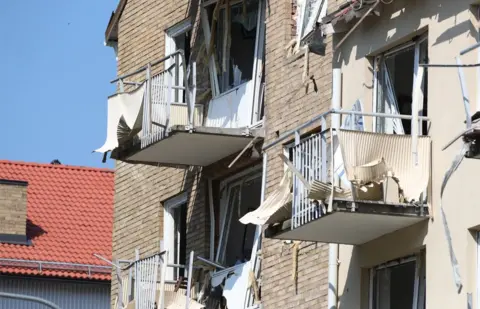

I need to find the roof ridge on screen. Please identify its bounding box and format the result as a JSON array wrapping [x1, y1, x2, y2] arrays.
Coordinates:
[[0, 160, 114, 173]]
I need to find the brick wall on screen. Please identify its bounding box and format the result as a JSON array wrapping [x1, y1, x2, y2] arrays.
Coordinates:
[[111, 3, 260, 307], [111, 0, 207, 306], [260, 0, 342, 308], [0, 180, 27, 236], [109, 0, 344, 306]]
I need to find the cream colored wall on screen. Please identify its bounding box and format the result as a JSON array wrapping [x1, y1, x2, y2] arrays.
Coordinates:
[[335, 0, 480, 308]]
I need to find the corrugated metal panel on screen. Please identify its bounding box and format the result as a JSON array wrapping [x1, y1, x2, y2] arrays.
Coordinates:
[[337, 130, 431, 202], [0, 275, 110, 309], [170, 104, 203, 126]]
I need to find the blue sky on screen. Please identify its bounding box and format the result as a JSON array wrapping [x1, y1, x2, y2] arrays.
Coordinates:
[[0, 1, 118, 168]]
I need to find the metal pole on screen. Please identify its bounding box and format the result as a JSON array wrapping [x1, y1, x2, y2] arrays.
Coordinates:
[[331, 109, 430, 121], [110, 50, 186, 83], [0, 292, 61, 309], [328, 66, 341, 309], [262, 109, 332, 151], [334, 0, 380, 51], [460, 42, 480, 56]]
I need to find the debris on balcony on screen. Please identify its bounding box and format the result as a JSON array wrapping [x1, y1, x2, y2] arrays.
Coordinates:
[[95, 83, 145, 155], [307, 180, 351, 202], [338, 129, 431, 203], [240, 170, 293, 225], [113, 251, 211, 309]]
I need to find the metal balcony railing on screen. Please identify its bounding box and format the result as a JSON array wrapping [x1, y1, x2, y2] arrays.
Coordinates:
[[292, 130, 328, 228], [111, 50, 197, 149], [264, 109, 431, 230], [115, 250, 196, 309]]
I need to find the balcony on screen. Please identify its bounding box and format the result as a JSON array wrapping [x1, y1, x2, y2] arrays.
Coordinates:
[[263, 109, 431, 245], [113, 249, 259, 309], [95, 50, 264, 166]]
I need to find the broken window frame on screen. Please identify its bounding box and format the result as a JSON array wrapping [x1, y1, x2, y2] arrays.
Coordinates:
[[200, 0, 266, 122], [369, 253, 426, 309], [372, 34, 428, 135], [215, 165, 263, 266], [163, 193, 188, 281], [296, 0, 328, 47]]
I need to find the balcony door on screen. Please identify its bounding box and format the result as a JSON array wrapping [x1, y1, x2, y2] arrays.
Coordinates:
[[163, 193, 187, 281], [165, 20, 191, 105], [371, 254, 425, 309], [373, 34, 428, 135]]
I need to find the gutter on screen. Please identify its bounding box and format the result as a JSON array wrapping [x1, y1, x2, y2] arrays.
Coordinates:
[[328, 68, 341, 309]]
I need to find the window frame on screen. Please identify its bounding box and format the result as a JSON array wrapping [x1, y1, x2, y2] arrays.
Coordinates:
[[372, 34, 428, 134], [369, 253, 426, 309], [200, 0, 265, 100], [215, 165, 263, 265], [163, 192, 188, 280], [296, 0, 328, 47], [165, 20, 192, 105]]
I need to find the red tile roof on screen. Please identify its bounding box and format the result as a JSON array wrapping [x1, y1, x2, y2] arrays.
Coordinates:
[[0, 160, 114, 281]]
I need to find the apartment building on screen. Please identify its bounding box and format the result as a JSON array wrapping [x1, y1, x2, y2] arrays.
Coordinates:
[[99, 0, 480, 308], [265, 0, 480, 309], [96, 0, 335, 308]]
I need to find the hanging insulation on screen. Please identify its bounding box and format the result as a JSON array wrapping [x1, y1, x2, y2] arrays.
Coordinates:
[[302, 46, 310, 88], [222, 0, 231, 73], [208, 0, 223, 59], [248, 270, 260, 302], [292, 241, 300, 289]]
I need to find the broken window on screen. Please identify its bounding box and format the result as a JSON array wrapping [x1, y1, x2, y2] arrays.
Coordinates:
[[204, 0, 259, 94], [217, 170, 262, 267], [371, 254, 426, 309], [295, 0, 327, 44], [374, 35, 428, 135]]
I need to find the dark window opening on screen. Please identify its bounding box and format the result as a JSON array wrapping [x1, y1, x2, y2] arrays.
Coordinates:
[[376, 38, 428, 135]]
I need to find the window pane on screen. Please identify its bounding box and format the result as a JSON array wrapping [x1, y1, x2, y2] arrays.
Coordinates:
[[374, 261, 416, 309], [224, 176, 262, 267]]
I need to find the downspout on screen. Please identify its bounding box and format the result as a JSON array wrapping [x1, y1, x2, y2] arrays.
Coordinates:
[[328, 68, 341, 309], [208, 178, 216, 260]]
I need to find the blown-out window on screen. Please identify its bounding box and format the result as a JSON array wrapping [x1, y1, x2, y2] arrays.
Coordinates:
[[373, 35, 429, 135], [295, 0, 327, 44]]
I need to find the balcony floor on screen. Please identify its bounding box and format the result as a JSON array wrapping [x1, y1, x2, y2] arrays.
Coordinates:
[[122, 125, 262, 166], [264, 200, 429, 245]]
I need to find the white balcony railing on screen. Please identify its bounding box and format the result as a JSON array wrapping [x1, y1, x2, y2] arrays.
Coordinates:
[[111, 50, 200, 149]]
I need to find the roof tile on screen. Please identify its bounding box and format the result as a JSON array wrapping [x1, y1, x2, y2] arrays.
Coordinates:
[[0, 160, 114, 280]]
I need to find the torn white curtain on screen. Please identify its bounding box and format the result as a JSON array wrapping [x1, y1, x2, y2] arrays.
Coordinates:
[[239, 171, 292, 225], [337, 130, 431, 202], [381, 62, 405, 135], [95, 83, 146, 153]]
